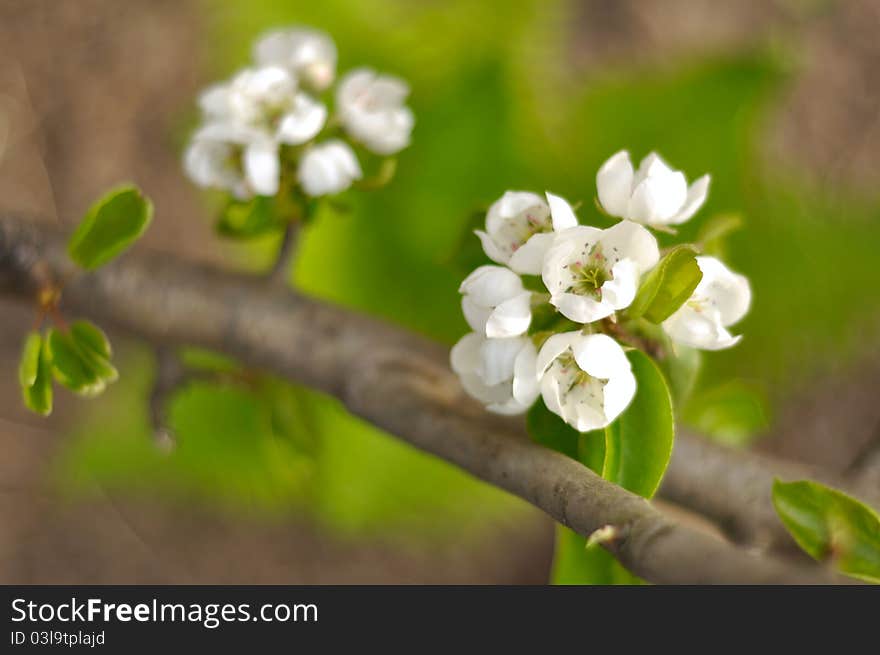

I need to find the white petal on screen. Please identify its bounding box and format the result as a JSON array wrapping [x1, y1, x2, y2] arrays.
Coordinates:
[[450, 332, 483, 376], [554, 292, 614, 324], [244, 140, 280, 196], [508, 232, 555, 275], [486, 291, 532, 338], [602, 368, 637, 423], [536, 331, 581, 375], [479, 337, 523, 386], [277, 94, 327, 144], [461, 296, 492, 333], [669, 174, 710, 225], [600, 258, 639, 310], [596, 150, 634, 217], [545, 192, 579, 231], [598, 220, 660, 272], [695, 256, 751, 326], [459, 265, 524, 306], [475, 229, 509, 265], [512, 341, 540, 405], [541, 226, 602, 296], [571, 333, 631, 380], [486, 191, 549, 236], [541, 374, 571, 426], [663, 305, 742, 351], [627, 171, 688, 225]]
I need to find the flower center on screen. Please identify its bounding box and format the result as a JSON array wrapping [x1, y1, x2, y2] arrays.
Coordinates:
[[564, 244, 609, 299], [551, 354, 607, 409]]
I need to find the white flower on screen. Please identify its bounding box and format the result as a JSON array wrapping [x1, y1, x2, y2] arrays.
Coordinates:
[[199, 66, 327, 146], [542, 207, 660, 323], [253, 27, 337, 91], [536, 331, 636, 431], [183, 122, 280, 198], [476, 192, 578, 275], [459, 266, 532, 338], [662, 256, 751, 351], [297, 139, 363, 196], [596, 150, 710, 227], [336, 68, 414, 155], [450, 333, 539, 415]]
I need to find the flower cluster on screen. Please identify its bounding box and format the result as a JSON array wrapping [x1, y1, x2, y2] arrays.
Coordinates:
[[184, 27, 414, 199], [452, 151, 752, 431]]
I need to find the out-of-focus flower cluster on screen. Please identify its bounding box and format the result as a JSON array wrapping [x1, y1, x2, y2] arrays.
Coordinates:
[[452, 151, 751, 431], [184, 27, 414, 200]]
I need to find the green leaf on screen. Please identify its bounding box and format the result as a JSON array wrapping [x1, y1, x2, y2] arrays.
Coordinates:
[[603, 350, 675, 498], [551, 525, 643, 585], [68, 185, 153, 270], [629, 245, 702, 323], [772, 479, 880, 583], [683, 380, 769, 447], [70, 320, 112, 360], [216, 195, 284, 238], [18, 331, 42, 388], [22, 336, 53, 416], [526, 401, 580, 460], [47, 328, 105, 397]]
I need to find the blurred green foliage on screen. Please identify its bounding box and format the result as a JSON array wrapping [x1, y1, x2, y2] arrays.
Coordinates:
[[55, 0, 880, 546]]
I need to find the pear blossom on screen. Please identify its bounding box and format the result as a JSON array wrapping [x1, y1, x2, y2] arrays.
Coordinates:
[[459, 266, 532, 338], [253, 27, 338, 91], [199, 66, 327, 146], [297, 140, 363, 196], [336, 68, 414, 155], [450, 333, 539, 415], [596, 150, 710, 228], [542, 207, 660, 323], [663, 256, 751, 350], [536, 332, 636, 431], [476, 192, 578, 275], [183, 122, 280, 198]]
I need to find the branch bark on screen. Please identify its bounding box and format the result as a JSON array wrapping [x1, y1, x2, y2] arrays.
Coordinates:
[[0, 215, 860, 584]]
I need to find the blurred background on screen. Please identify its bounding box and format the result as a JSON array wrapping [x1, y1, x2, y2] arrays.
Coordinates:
[[1, 0, 879, 583]]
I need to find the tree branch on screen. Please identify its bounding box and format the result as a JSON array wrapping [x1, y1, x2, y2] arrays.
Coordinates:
[[0, 215, 858, 584]]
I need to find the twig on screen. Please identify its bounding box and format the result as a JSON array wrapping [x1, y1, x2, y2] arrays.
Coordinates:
[[0, 215, 861, 583], [266, 222, 300, 288]]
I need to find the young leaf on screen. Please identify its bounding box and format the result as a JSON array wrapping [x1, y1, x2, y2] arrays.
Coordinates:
[[68, 185, 153, 270], [70, 320, 112, 360], [772, 479, 880, 583], [628, 245, 702, 323], [18, 331, 42, 388], [603, 350, 675, 498], [21, 335, 53, 416], [216, 195, 284, 238], [47, 328, 105, 396], [551, 525, 643, 585]]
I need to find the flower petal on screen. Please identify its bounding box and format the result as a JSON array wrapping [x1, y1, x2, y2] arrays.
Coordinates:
[[536, 331, 580, 375], [600, 258, 639, 310], [508, 232, 555, 275], [545, 192, 579, 231], [277, 94, 327, 144], [475, 229, 509, 265], [628, 171, 688, 225], [479, 337, 523, 386], [450, 332, 482, 376], [244, 139, 280, 196], [571, 333, 631, 380], [461, 296, 492, 333], [598, 220, 660, 272], [512, 341, 540, 406], [596, 150, 634, 217], [669, 174, 710, 225], [602, 368, 637, 423], [695, 256, 751, 326], [486, 291, 532, 338], [459, 265, 524, 305], [554, 292, 614, 324]]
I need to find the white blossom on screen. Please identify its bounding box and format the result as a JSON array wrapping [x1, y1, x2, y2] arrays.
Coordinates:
[[542, 202, 660, 323], [450, 333, 539, 415], [476, 191, 578, 275], [596, 150, 710, 228], [183, 122, 280, 198], [536, 331, 636, 431], [199, 66, 327, 146], [253, 27, 337, 91], [336, 68, 414, 155], [459, 266, 532, 338], [297, 139, 363, 196], [663, 256, 751, 350]]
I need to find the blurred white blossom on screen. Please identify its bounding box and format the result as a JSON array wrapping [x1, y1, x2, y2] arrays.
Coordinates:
[[476, 192, 577, 275], [184, 123, 279, 198], [450, 333, 539, 415], [298, 140, 363, 196], [254, 27, 337, 91], [543, 202, 659, 324], [337, 68, 414, 155], [537, 332, 636, 431], [459, 265, 532, 338], [663, 256, 751, 350], [597, 150, 709, 228]]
